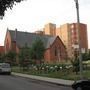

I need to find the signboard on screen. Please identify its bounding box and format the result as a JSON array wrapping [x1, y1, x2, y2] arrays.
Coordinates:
[[81, 48, 85, 53], [72, 44, 79, 49]]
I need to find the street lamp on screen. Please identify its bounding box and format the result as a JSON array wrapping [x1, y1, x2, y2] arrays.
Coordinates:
[[74, 0, 83, 79]]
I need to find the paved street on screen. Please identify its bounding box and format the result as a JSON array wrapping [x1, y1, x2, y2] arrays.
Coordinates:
[[0, 75, 73, 90]]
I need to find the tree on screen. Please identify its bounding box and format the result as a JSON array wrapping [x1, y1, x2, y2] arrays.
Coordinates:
[[5, 51, 16, 65], [0, 53, 7, 63], [82, 53, 88, 61], [0, 53, 3, 63], [0, 0, 26, 18], [19, 43, 31, 69], [30, 38, 45, 64], [82, 52, 90, 61], [87, 51, 90, 60], [71, 56, 80, 74]]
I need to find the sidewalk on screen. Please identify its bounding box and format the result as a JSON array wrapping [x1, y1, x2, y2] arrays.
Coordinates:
[[12, 72, 74, 86]]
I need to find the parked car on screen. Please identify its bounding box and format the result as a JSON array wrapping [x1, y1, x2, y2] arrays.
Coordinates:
[[0, 63, 11, 75], [72, 79, 90, 90]]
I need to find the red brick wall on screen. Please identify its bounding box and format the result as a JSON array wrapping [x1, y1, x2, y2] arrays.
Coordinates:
[[79, 24, 88, 50], [12, 41, 19, 54], [44, 48, 51, 63], [4, 31, 12, 53], [4, 31, 19, 54], [44, 36, 67, 63], [0, 46, 5, 54]]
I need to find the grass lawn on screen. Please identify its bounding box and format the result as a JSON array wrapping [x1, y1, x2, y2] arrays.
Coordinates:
[[12, 66, 90, 80]]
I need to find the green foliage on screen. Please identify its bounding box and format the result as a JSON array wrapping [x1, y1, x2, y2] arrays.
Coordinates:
[[82, 53, 88, 61], [0, 53, 3, 63], [0, 0, 26, 18], [0, 53, 7, 63], [82, 52, 90, 61], [5, 51, 16, 65], [19, 43, 31, 67], [87, 51, 90, 60], [71, 57, 80, 74], [30, 38, 45, 64]]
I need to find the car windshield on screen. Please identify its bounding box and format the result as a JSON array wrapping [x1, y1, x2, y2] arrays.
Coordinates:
[[1, 63, 10, 68]]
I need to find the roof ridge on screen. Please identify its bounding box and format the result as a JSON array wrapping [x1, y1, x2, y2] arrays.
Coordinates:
[[9, 29, 56, 38]]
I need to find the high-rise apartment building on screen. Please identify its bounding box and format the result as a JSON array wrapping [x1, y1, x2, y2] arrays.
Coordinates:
[[56, 23, 69, 47], [44, 23, 56, 36], [44, 23, 88, 58], [56, 23, 88, 58]]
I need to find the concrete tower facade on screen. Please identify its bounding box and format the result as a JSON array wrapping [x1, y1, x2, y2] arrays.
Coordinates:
[[44, 23, 56, 36], [40, 22, 88, 58], [56, 23, 88, 58]]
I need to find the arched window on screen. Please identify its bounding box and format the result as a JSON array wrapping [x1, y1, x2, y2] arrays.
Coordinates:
[[6, 39, 9, 51], [55, 47, 57, 56]]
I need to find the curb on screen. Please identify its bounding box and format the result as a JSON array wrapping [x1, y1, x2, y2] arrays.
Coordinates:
[[12, 72, 74, 87]]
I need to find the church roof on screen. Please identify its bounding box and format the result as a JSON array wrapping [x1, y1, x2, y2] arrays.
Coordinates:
[[8, 30, 57, 49]]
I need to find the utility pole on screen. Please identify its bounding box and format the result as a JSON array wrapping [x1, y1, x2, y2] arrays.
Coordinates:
[[74, 0, 83, 79]]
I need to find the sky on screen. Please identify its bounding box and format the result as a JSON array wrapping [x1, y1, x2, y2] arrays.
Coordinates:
[[0, 0, 90, 48]]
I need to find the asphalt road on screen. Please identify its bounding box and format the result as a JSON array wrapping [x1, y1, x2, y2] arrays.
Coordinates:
[[0, 75, 73, 90]]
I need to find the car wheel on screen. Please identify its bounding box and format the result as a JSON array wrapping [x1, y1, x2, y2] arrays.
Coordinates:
[[76, 87, 82, 90], [7, 72, 11, 75]]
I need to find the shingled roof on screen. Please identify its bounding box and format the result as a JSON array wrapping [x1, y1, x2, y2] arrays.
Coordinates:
[[8, 30, 57, 49]]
